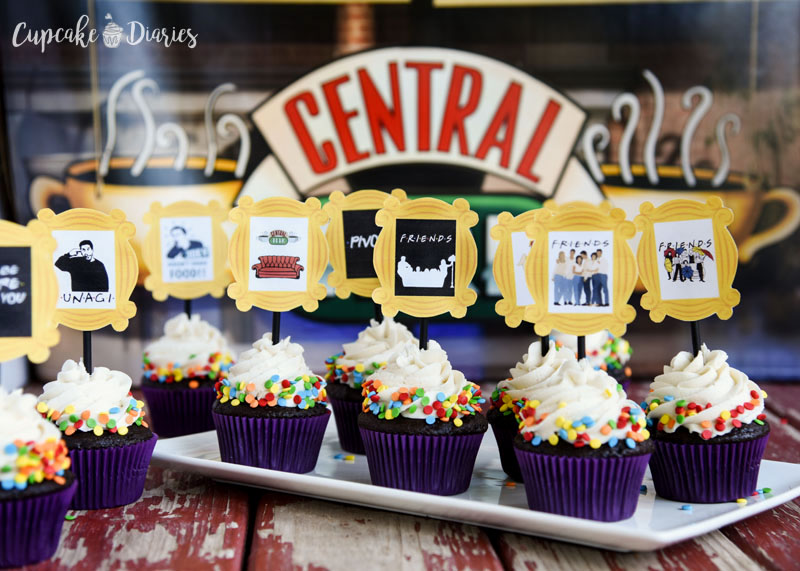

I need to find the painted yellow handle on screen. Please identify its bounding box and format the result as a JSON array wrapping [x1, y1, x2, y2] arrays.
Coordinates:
[[29, 176, 66, 212], [740, 188, 800, 262]]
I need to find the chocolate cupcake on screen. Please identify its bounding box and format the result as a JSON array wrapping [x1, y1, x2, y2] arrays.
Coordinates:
[[1, 389, 76, 567], [553, 330, 633, 389], [513, 360, 653, 521], [324, 317, 416, 453], [212, 334, 330, 473], [489, 340, 575, 481], [141, 313, 234, 437], [645, 345, 769, 503], [358, 340, 487, 496], [37, 360, 156, 509]]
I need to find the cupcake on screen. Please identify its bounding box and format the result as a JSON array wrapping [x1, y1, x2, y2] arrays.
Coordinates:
[[102, 14, 123, 48], [358, 340, 487, 496], [489, 340, 575, 481], [513, 360, 653, 521], [212, 334, 330, 473], [1, 389, 75, 567], [37, 360, 156, 509], [324, 317, 416, 453], [644, 345, 769, 503], [553, 330, 633, 389], [141, 313, 234, 437]]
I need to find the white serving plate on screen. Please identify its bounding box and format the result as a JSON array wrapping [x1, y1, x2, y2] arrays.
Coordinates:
[[152, 419, 800, 552]]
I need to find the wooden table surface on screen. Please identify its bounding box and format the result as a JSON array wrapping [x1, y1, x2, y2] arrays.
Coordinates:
[[16, 382, 800, 571]]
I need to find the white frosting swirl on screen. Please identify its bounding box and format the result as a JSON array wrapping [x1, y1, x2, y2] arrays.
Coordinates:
[[144, 313, 231, 375], [517, 360, 648, 448], [38, 360, 142, 433], [224, 334, 319, 406], [646, 344, 765, 438], [1, 389, 69, 491], [495, 341, 576, 404], [362, 340, 483, 422]]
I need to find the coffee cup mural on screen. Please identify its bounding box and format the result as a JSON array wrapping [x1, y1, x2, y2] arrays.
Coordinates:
[[29, 72, 250, 281], [582, 70, 800, 264]]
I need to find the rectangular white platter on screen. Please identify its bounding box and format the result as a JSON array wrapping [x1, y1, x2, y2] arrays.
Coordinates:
[[152, 419, 800, 552]]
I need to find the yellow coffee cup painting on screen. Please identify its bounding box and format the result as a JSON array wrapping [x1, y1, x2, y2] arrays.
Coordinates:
[[28, 72, 249, 284], [581, 70, 800, 266]]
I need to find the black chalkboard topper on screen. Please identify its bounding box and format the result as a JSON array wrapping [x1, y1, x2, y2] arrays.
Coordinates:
[[0, 220, 60, 364], [372, 197, 478, 319], [324, 189, 407, 299]]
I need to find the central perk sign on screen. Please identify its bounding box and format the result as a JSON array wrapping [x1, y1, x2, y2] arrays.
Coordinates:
[[251, 47, 586, 196]]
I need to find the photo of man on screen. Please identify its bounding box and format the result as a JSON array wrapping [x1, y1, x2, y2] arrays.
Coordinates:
[[54, 239, 109, 292], [167, 226, 206, 259], [594, 248, 609, 306]]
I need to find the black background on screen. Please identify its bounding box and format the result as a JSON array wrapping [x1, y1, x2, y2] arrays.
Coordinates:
[[395, 219, 456, 297], [342, 209, 379, 280], [0, 246, 32, 337]]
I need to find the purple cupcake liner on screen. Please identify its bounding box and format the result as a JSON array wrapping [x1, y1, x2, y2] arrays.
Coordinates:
[[515, 447, 651, 521], [328, 396, 365, 454], [141, 384, 216, 438], [0, 480, 76, 567], [212, 410, 330, 473], [650, 434, 769, 503], [360, 428, 484, 496], [69, 434, 157, 510], [489, 413, 524, 482]]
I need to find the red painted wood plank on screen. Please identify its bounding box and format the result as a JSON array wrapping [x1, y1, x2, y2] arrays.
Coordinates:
[[248, 492, 504, 571], [19, 466, 250, 571], [761, 383, 800, 430]]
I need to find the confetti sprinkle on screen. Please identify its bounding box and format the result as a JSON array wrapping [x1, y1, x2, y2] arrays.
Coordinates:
[[217, 374, 327, 410], [680, 505, 692, 512], [640, 485, 647, 495], [0, 437, 71, 492], [65, 514, 77, 521], [38, 394, 147, 438], [143, 351, 233, 387], [736, 498, 747, 506]]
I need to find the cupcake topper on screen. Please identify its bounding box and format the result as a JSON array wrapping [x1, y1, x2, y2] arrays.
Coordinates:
[[37, 208, 139, 370], [141, 200, 231, 313], [372, 196, 478, 349], [227, 196, 329, 342], [323, 188, 407, 319], [634, 197, 741, 353], [524, 201, 638, 351], [0, 219, 60, 363]]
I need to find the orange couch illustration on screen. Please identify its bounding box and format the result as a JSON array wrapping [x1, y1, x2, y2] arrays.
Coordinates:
[[252, 255, 304, 279]]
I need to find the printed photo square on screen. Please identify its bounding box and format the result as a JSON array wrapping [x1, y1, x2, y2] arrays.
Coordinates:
[[160, 216, 214, 283], [248, 216, 309, 292], [52, 230, 116, 309], [654, 219, 719, 300], [394, 219, 456, 297], [0, 247, 32, 337], [548, 230, 613, 314]]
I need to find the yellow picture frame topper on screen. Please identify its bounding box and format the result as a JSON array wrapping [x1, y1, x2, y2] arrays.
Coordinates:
[[0, 220, 60, 363], [142, 200, 230, 301], [491, 210, 537, 328], [372, 197, 478, 318], [38, 208, 138, 332], [634, 197, 740, 322], [227, 196, 329, 312], [524, 201, 637, 337], [324, 188, 407, 299]]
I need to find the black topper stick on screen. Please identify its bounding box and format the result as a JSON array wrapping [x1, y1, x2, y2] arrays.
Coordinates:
[[83, 330, 92, 372], [373, 301, 383, 323], [690, 320, 701, 355], [541, 334, 549, 356], [272, 312, 281, 345], [577, 335, 586, 361], [184, 298, 192, 318], [419, 318, 429, 350]]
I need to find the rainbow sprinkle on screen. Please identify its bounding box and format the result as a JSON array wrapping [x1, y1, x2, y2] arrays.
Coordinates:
[[1, 438, 71, 491], [644, 389, 767, 439], [37, 395, 147, 437], [360, 378, 485, 424], [324, 352, 386, 390], [215, 374, 328, 409], [143, 351, 234, 388], [556, 334, 632, 378]]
